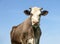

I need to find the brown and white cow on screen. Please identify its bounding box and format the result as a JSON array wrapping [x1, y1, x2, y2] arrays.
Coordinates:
[[10, 7, 48, 44]]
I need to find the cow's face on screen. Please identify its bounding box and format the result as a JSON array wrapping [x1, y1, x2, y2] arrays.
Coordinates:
[[30, 7, 43, 25], [24, 7, 48, 26]]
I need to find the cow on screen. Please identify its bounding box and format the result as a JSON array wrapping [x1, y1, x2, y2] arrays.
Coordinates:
[[10, 7, 48, 44]]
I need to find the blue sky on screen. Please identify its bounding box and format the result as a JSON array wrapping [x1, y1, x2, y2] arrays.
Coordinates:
[[0, 0, 60, 44]]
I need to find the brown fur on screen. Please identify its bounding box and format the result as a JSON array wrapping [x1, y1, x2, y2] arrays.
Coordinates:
[[10, 17, 42, 44], [10, 7, 48, 44]]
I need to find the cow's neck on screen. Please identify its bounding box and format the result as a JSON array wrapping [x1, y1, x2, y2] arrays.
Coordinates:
[[24, 17, 32, 27], [24, 17, 40, 29]]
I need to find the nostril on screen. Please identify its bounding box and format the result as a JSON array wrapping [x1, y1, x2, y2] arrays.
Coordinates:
[[33, 21, 35, 23], [37, 22, 39, 23]]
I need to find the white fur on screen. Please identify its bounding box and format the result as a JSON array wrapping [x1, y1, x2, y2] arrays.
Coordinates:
[[28, 38, 34, 44], [31, 7, 42, 25], [27, 38, 39, 44]]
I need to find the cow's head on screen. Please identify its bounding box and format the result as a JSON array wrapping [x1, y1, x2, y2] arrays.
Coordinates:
[[24, 7, 48, 26]]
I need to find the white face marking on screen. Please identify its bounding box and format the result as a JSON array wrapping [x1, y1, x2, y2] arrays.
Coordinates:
[[28, 38, 34, 44], [31, 7, 42, 25]]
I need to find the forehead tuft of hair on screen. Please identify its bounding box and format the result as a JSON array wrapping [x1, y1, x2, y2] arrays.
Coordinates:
[[31, 7, 40, 10]]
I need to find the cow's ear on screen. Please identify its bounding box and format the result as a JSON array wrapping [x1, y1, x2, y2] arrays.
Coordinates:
[[24, 10, 30, 15], [41, 10, 48, 16]]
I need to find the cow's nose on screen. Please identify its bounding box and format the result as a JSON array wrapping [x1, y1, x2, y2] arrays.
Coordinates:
[[33, 21, 39, 23], [33, 21, 39, 25]]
